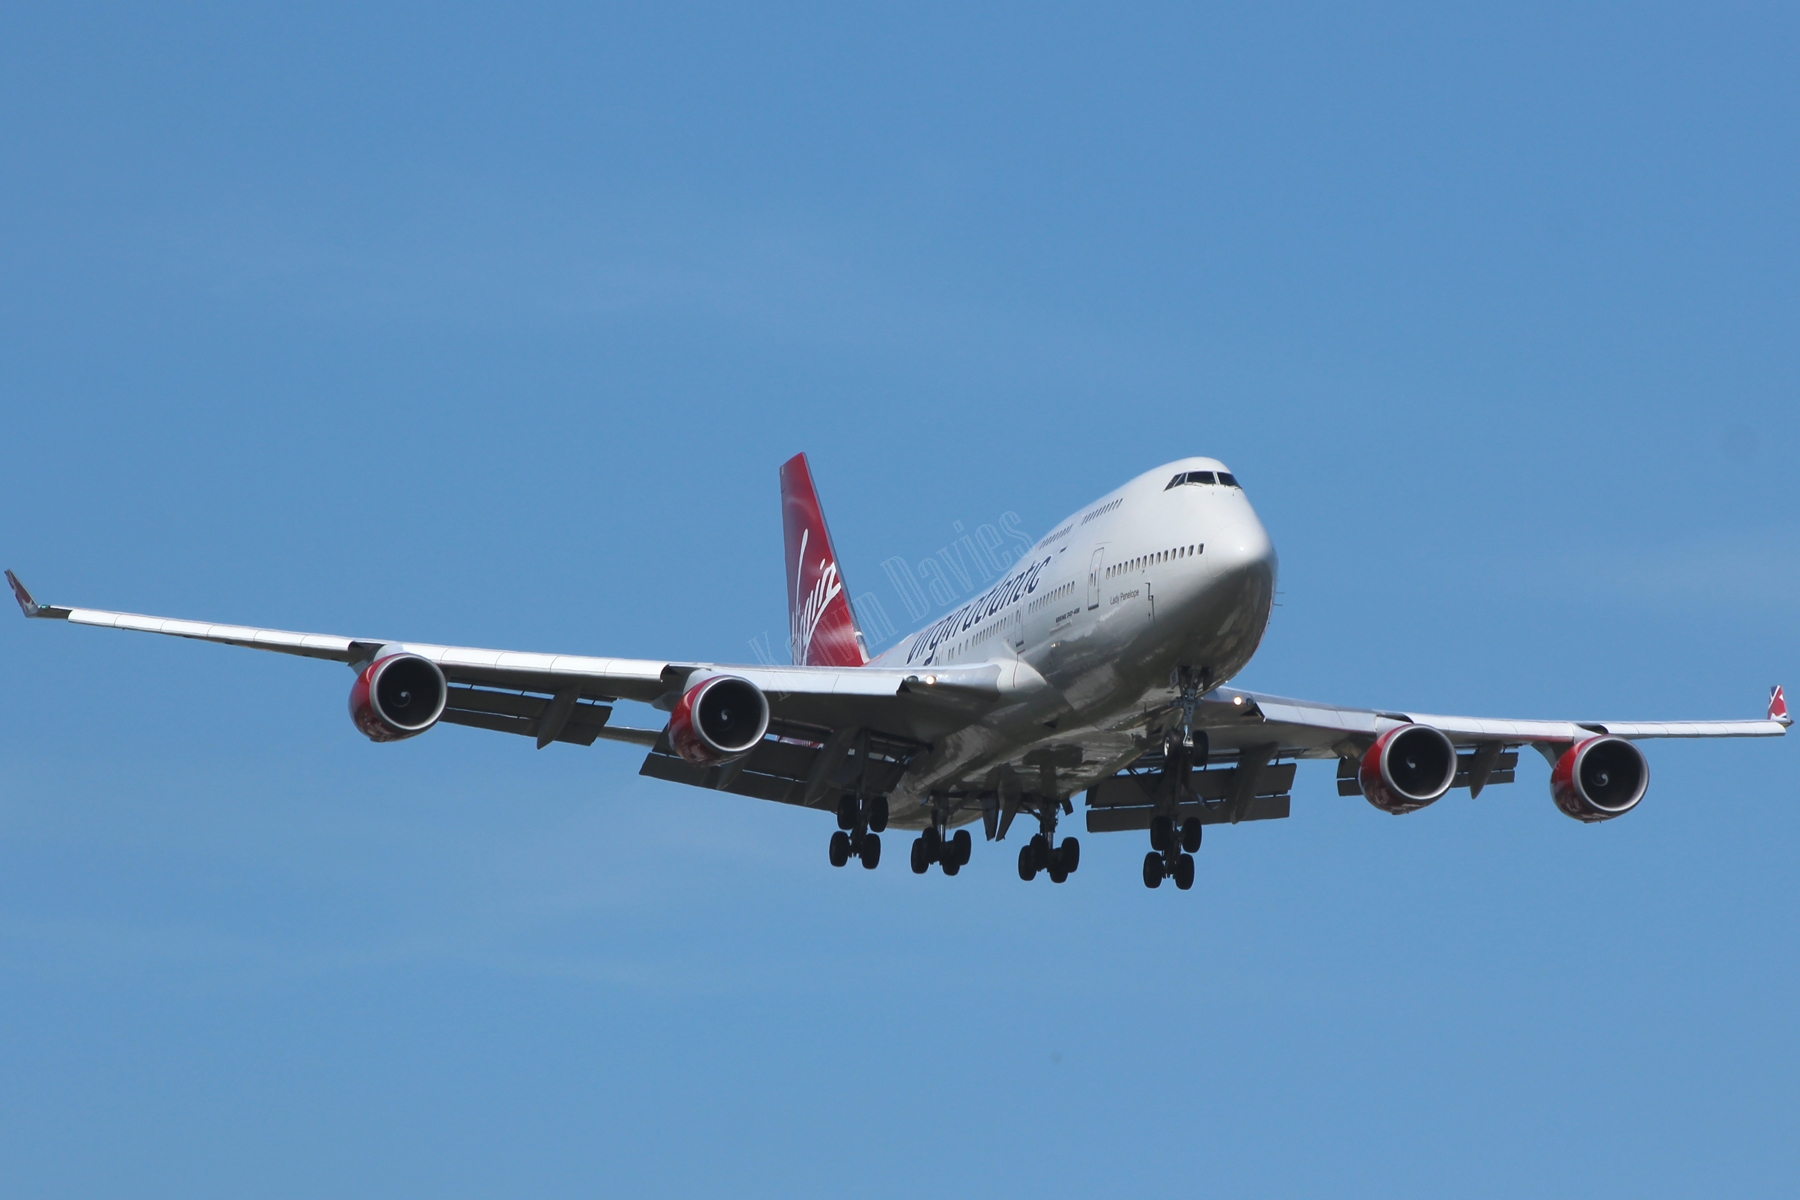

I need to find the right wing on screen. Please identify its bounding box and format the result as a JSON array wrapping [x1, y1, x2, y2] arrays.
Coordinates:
[[1085, 682, 1787, 834]]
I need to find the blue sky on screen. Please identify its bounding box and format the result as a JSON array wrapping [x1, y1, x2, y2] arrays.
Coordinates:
[[2, 3, 1796, 1196]]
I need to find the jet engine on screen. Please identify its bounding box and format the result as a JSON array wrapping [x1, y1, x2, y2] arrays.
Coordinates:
[[349, 653, 448, 742], [1358, 723, 1458, 814], [1550, 736, 1648, 822], [669, 675, 770, 765]]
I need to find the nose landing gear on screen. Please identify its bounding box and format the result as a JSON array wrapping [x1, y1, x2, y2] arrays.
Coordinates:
[[1144, 675, 1207, 890]]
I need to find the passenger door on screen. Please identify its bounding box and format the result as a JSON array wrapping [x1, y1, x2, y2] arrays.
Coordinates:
[[1087, 547, 1106, 611]]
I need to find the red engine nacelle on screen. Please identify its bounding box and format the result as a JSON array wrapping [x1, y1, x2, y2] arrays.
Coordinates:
[[349, 653, 448, 742], [1551, 736, 1648, 822], [1359, 723, 1458, 814], [669, 675, 770, 765]]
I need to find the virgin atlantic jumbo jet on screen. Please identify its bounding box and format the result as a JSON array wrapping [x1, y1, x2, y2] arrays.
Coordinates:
[[9, 454, 1788, 890]]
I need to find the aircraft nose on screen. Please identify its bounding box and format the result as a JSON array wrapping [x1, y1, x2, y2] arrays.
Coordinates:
[[1211, 508, 1277, 584]]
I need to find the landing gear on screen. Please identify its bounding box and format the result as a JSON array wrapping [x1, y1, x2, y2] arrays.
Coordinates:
[[1172, 852, 1195, 890], [1017, 833, 1079, 882], [910, 816, 972, 876], [1141, 848, 1196, 889], [829, 829, 881, 868], [1015, 799, 1079, 884], [829, 792, 885, 869], [1141, 672, 1209, 890]]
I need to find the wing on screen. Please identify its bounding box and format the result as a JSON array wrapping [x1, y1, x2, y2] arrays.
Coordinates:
[[6, 572, 1002, 809], [1084, 683, 1788, 835], [1224, 688, 1788, 751]]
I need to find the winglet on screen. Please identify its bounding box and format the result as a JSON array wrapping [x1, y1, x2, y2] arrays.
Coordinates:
[[1771, 685, 1791, 726], [6, 571, 70, 620]]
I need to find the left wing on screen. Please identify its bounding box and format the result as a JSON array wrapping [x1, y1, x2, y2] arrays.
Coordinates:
[[5, 570, 1008, 754]]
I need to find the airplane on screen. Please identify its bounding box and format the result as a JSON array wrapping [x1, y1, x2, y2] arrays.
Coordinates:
[[8, 453, 1790, 890]]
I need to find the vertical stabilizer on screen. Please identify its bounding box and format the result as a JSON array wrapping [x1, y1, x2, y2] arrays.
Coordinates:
[[780, 453, 868, 667]]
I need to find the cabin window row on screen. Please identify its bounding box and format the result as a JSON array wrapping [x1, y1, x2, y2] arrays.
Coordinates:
[[1107, 544, 1202, 578], [1027, 579, 1075, 614]]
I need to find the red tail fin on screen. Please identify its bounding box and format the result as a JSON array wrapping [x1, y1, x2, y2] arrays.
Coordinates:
[[780, 453, 868, 667], [1770, 685, 1790, 725]]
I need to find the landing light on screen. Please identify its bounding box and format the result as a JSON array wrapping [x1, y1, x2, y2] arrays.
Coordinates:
[[925, 675, 937, 685], [1233, 696, 1244, 706]]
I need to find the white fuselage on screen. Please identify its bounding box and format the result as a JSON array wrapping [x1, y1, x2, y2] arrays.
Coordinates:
[[871, 458, 1279, 825]]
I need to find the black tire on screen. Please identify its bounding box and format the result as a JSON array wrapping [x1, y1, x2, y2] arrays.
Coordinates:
[[1029, 833, 1050, 871], [951, 829, 972, 866], [909, 837, 929, 874], [1181, 818, 1203, 853], [942, 858, 961, 876], [829, 830, 851, 868], [1048, 865, 1068, 884], [1017, 845, 1036, 881], [1142, 852, 1163, 889], [1060, 837, 1080, 873], [836, 796, 859, 831], [1174, 852, 1195, 890], [921, 827, 942, 862], [1149, 816, 1172, 852], [868, 796, 889, 833], [860, 833, 881, 869]]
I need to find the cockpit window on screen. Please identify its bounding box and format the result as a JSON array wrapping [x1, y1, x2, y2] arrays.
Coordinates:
[[1168, 470, 1219, 489], [1217, 473, 1238, 487]]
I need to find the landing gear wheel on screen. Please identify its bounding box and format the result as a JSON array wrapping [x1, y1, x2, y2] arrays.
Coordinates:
[[867, 796, 889, 833], [1173, 853, 1196, 890], [836, 796, 859, 831], [1017, 845, 1037, 881], [910, 837, 929, 875], [1029, 833, 1050, 871], [1181, 818, 1203, 853], [1149, 816, 1172, 852], [860, 833, 881, 869], [829, 830, 851, 868], [1059, 837, 1080, 873], [1048, 864, 1068, 884], [951, 829, 972, 866], [1142, 852, 1163, 889], [921, 827, 942, 861], [942, 858, 961, 876]]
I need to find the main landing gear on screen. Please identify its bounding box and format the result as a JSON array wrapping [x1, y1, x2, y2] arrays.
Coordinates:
[[911, 826, 972, 874], [828, 791, 888, 870], [911, 799, 972, 875], [1015, 798, 1080, 884], [1142, 813, 1202, 889]]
